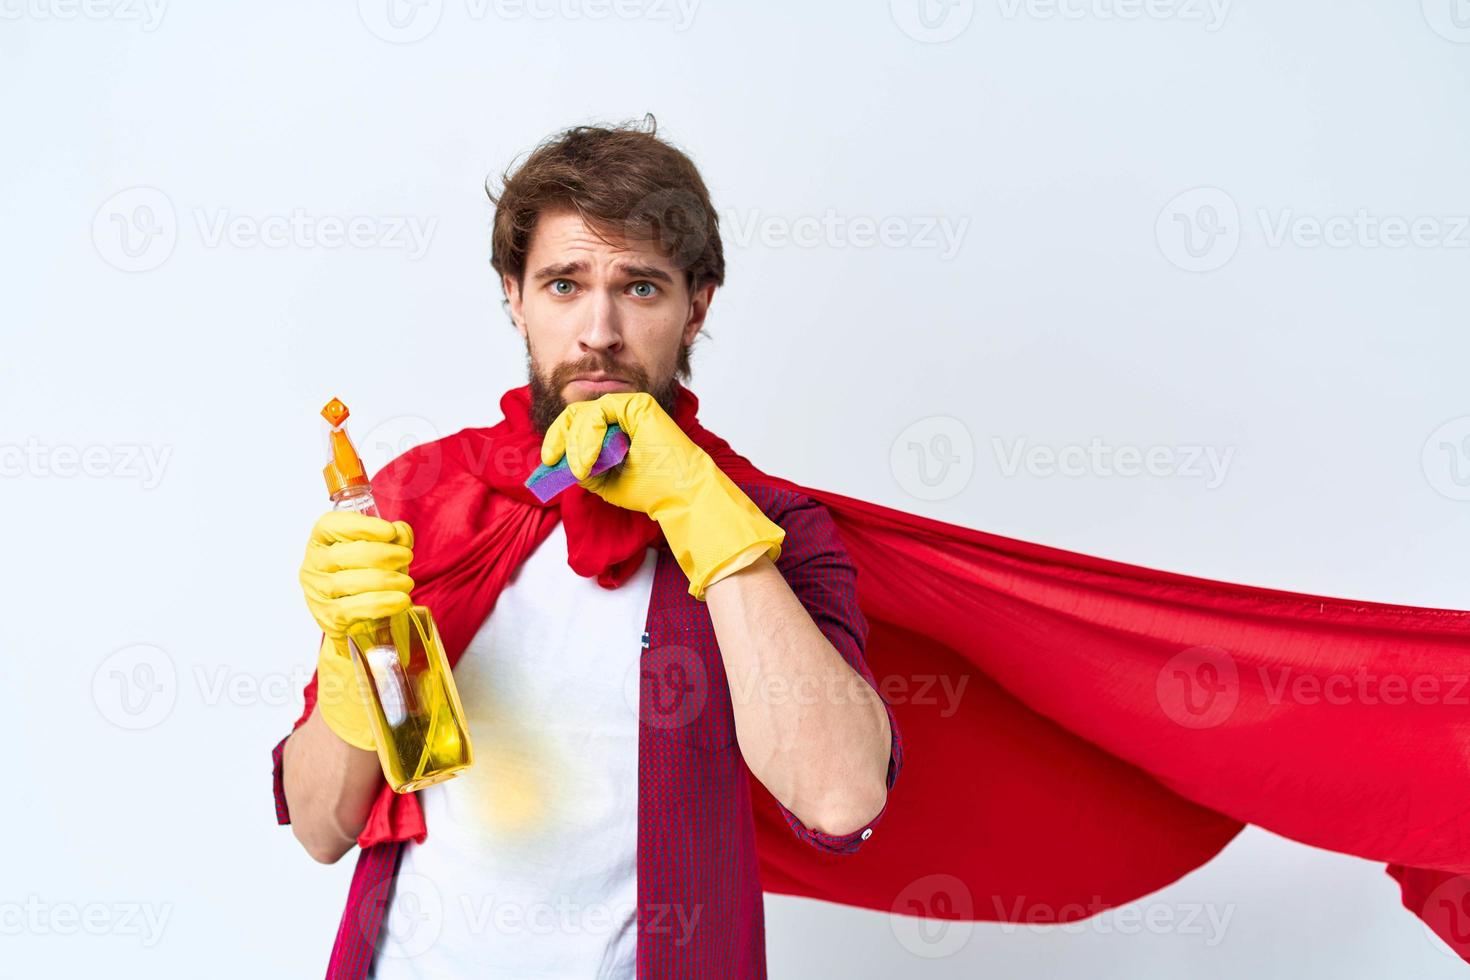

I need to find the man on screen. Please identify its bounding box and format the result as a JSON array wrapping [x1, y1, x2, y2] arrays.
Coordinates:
[[274, 118, 903, 978]]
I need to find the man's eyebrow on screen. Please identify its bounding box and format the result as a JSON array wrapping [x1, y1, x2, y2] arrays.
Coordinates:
[[529, 260, 586, 282], [617, 263, 675, 284], [529, 259, 675, 285]]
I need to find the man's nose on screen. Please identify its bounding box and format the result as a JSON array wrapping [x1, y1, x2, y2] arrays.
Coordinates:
[[577, 290, 623, 354]]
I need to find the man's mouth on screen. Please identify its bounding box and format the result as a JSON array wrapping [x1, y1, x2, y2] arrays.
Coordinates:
[[569, 374, 633, 394]]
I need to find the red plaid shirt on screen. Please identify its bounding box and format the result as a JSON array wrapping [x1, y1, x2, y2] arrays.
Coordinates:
[[272, 483, 904, 978]]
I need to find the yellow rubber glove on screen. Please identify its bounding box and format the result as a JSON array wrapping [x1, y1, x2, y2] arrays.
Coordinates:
[[298, 511, 415, 749], [541, 392, 785, 600], [311, 633, 377, 750]]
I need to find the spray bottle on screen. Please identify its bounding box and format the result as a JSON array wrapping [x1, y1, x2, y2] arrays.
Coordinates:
[[321, 397, 473, 793]]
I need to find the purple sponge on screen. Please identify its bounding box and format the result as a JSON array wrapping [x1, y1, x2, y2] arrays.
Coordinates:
[[523, 423, 630, 503]]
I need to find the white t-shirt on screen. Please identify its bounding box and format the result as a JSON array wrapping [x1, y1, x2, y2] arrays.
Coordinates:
[[373, 520, 656, 978]]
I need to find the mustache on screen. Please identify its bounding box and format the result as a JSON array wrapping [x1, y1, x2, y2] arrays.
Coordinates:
[[527, 356, 679, 435], [552, 358, 649, 387]]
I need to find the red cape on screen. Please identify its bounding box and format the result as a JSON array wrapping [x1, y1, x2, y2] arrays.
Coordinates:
[[293, 383, 1470, 960], [758, 478, 1470, 958]]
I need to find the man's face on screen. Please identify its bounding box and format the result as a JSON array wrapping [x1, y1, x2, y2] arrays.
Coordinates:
[[504, 208, 714, 434]]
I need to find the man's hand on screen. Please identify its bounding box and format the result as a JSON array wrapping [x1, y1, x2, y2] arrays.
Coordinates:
[[298, 511, 415, 749], [540, 392, 786, 600], [299, 511, 415, 638]]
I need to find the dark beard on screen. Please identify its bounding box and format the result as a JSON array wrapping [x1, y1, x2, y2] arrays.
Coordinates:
[[526, 349, 681, 435]]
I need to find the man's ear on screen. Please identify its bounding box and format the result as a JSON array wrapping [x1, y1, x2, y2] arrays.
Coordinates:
[[683, 283, 715, 346], [503, 273, 528, 340]]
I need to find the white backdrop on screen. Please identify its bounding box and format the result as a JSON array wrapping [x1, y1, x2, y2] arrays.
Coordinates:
[[4, 1, 1469, 976]]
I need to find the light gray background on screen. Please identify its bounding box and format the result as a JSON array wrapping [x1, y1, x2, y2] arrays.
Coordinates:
[[3, 1, 1469, 976]]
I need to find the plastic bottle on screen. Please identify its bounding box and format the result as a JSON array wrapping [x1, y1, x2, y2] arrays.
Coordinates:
[[320, 397, 473, 793]]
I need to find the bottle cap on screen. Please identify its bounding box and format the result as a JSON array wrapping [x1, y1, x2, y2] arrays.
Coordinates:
[[321, 397, 368, 496]]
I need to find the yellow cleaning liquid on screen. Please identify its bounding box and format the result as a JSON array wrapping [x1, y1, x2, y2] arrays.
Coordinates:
[[321, 397, 474, 793], [346, 606, 472, 793]]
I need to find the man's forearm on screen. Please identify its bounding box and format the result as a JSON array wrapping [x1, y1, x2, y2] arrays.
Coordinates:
[[704, 555, 891, 835], [282, 707, 383, 864]]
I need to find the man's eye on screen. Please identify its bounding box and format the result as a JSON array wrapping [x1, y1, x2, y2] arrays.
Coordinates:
[[550, 279, 574, 296], [629, 281, 658, 299]]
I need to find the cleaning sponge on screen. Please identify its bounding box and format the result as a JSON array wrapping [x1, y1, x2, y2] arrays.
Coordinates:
[[523, 423, 630, 503]]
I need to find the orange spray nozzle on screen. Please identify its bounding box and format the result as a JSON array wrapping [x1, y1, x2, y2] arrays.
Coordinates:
[[321, 397, 368, 496]]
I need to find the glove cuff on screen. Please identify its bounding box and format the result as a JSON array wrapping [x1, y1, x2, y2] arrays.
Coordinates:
[[659, 466, 786, 601], [314, 635, 377, 751], [701, 539, 783, 596]]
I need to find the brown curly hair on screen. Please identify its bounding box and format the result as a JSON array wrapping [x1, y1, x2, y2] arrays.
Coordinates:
[[487, 114, 726, 298]]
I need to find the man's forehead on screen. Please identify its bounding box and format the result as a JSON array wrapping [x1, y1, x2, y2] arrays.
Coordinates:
[[528, 209, 666, 265], [523, 209, 683, 288]]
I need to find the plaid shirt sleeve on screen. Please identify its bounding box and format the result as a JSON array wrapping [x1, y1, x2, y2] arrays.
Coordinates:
[[272, 733, 293, 825], [768, 491, 904, 855]]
